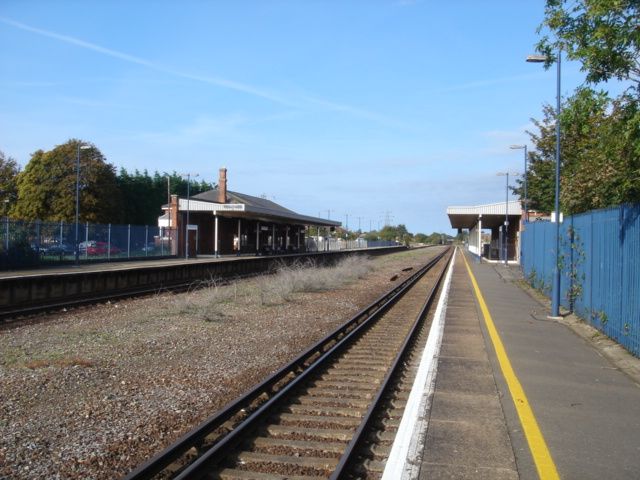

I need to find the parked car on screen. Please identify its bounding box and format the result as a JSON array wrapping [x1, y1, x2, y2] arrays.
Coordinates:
[[78, 240, 96, 253], [44, 241, 75, 255], [30, 243, 46, 254], [86, 242, 121, 256], [141, 242, 156, 253]]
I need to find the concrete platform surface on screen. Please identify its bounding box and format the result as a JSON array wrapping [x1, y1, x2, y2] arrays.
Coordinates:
[[420, 253, 518, 479], [419, 249, 640, 479]]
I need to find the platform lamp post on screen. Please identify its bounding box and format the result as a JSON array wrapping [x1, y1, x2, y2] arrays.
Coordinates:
[[74, 142, 92, 266], [510, 144, 528, 222], [527, 49, 562, 318], [179, 173, 199, 259], [497, 172, 518, 266]]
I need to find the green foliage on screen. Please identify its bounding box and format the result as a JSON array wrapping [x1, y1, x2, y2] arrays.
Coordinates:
[[116, 170, 215, 225], [537, 0, 640, 92], [413, 233, 428, 243], [521, 1, 640, 216], [378, 224, 409, 241], [363, 230, 379, 241], [7, 140, 216, 225], [0, 150, 19, 217], [560, 226, 586, 311], [512, 104, 558, 214], [12, 140, 121, 223], [515, 88, 640, 215]]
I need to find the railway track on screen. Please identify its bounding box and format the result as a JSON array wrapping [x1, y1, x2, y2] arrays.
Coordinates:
[[125, 246, 453, 480], [0, 248, 406, 322]]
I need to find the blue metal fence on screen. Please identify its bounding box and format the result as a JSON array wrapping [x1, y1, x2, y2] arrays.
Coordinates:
[[521, 204, 640, 357]]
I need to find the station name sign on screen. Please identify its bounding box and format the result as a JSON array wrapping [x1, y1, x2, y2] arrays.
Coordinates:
[[214, 204, 245, 212], [178, 199, 246, 212]]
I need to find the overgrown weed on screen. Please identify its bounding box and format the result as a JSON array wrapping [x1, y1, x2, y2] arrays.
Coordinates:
[[169, 255, 375, 315]]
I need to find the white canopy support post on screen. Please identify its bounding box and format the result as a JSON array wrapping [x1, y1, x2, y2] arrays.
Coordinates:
[[214, 212, 219, 257], [256, 222, 260, 254], [478, 214, 482, 256]]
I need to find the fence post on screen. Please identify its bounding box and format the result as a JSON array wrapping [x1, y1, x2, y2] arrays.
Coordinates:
[[59, 220, 64, 246], [35, 219, 41, 263], [85, 222, 89, 260], [107, 224, 111, 261], [5, 216, 9, 251], [145, 225, 149, 257], [127, 224, 131, 258]]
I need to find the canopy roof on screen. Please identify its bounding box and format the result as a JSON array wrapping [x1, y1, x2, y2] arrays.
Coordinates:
[[447, 201, 522, 229], [166, 189, 341, 227]]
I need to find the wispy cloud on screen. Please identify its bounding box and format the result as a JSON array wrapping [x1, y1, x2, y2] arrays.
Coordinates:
[[0, 16, 289, 105], [0, 16, 400, 126]]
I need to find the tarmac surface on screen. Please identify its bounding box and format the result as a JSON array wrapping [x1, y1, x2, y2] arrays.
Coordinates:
[[417, 249, 640, 479]]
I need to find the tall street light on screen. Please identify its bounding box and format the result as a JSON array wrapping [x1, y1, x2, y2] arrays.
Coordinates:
[[510, 144, 528, 222], [497, 172, 518, 265], [74, 142, 91, 266], [527, 49, 562, 318]]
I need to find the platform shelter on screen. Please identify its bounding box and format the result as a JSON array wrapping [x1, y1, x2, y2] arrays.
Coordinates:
[[447, 201, 522, 262], [159, 168, 341, 257]]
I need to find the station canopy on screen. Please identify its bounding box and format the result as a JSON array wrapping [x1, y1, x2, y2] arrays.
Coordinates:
[[447, 201, 522, 229], [175, 188, 342, 228]]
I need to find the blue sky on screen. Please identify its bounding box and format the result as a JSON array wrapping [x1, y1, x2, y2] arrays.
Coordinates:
[[0, 1, 595, 233]]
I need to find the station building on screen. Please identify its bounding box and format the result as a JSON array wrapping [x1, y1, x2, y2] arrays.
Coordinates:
[[159, 168, 341, 257], [447, 201, 522, 262]]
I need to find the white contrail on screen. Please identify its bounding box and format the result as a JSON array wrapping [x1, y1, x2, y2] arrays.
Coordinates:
[[0, 16, 289, 105], [1, 16, 402, 125]]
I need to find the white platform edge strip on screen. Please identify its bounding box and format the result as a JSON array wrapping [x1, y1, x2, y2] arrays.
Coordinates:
[[381, 249, 456, 480]]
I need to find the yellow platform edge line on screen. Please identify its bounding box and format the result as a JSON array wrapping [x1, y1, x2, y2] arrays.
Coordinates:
[[460, 250, 560, 480]]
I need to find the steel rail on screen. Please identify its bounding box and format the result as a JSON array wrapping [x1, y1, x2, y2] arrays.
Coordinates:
[[0, 281, 198, 321], [173, 247, 450, 480], [124, 247, 450, 479], [330, 248, 453, 479]]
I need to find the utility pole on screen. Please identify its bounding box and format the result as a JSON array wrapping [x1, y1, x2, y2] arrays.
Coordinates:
[[382, 211, 393, 227], [179, 172, 199, 259]]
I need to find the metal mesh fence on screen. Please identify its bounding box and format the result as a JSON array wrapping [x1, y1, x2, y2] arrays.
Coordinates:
[[0, 218, 175, 269]]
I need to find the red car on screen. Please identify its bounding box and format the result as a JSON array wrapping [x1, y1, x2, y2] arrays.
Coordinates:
[[85, 242, 121, 255]]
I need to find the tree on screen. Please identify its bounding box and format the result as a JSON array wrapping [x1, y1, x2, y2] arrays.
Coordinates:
[[413, 233, 428, 244], [378, 224, 410, 242], [0, 150, 19, 217], [537, 0, 640, 91], [12, 140, 122, 222], [524, 1, 640, 216], [514, 88, 640, 215], [116, 170, 216, 225]]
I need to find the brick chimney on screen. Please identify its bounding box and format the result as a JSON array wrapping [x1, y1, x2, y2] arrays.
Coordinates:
[[169, 194, 179, 229], [218, 167, 227, 203]]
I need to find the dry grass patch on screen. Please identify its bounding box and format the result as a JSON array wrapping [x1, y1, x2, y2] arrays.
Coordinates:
[[25, 356, 94, 370], [167, 255, 375, 314]]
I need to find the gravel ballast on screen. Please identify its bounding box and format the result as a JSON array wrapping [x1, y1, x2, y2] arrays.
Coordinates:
[[0, 247, 445, 479]]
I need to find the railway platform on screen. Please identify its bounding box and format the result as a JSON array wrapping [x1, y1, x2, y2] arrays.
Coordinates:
[[399, 249, 640, 479], [0, 246, 405, 318]]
